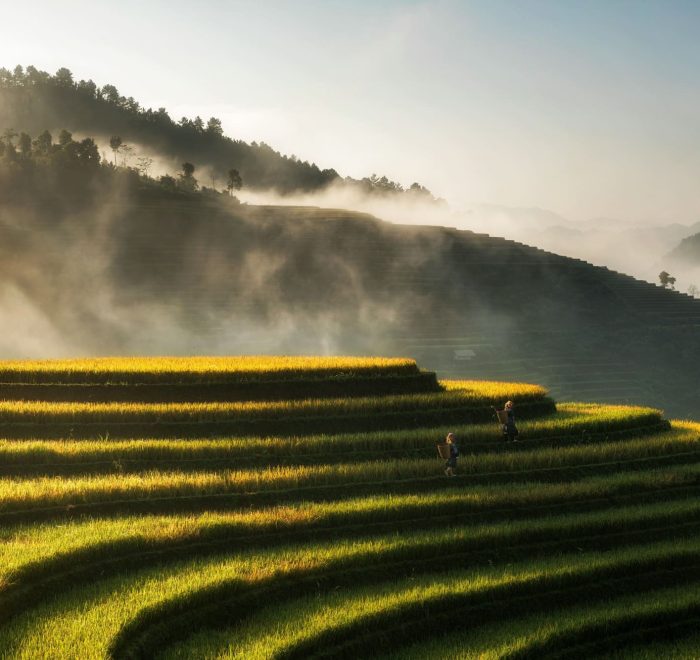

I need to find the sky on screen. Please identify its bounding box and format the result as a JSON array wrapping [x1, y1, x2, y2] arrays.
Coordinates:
[[2, 0, 700, 223]]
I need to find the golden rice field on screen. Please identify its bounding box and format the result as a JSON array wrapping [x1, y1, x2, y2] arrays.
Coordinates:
[[0, 355, 419, 384], [0, 356, 698, 659]]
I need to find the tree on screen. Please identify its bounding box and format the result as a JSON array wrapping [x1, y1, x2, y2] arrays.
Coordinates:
[[1, 128, 18, 146], [26, 66, 49, 86], [206, 117, 224, 137], [659, 271, 676, 289], [179, 162, 198, 191], [226, 168, 242, 195], [12, 65, 25, 83], [76, 138, 101, 168], [17, 132, 32, 157], [54, 67, 74, 87], [109, 136, 123, 166], [77, 79, 97, 97], [58, 129, 73, 147], [101, 84, 120, 104], [159, 174, 177, 190], [688, 284, 699, 298], [32, 130, 53, 156], [119, 144, 134, 167], [136, 156, 153, 177], [408, 182, 433, 198], [124, 97, 140, 113]]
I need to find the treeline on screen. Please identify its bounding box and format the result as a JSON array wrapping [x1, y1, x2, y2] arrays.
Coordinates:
[[0, 65, 436, 200], [0, 126, 235, 205]]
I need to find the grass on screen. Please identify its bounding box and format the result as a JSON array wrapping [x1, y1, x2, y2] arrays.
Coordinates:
[[0, 381, 549, 424], [4, 533, 696, 660], [0, 357, 695, 658], [383, 583, 700, 659], [597, 631, 700, 659], [161, 570, 700, 660], [3, 486, 700, 596], [0, 356, 421, 384], [0, 423, 696, 517], [0, 381, 555, 438], [0, 403, 666, 476]]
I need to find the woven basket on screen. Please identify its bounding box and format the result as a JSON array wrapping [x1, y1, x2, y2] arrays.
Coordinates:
[[496, 410, 509, 424], [437, 443, 452, 459]]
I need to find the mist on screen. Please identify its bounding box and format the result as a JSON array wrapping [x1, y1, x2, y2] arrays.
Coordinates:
[[239, 183, 700, 295], [0, 173, 447, 359]]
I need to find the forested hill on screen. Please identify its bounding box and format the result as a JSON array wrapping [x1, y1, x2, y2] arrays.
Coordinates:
[[668, 232, 700, 266], [1, 139, 700, 418], [0, 65, 433, 199]]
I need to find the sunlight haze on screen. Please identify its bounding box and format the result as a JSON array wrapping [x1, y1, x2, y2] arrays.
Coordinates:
[[3, 0, 700, 223]]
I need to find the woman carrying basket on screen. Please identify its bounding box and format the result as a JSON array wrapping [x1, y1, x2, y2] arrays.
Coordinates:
[[497, 401, 519, 443], [440, 432, 459, 476]]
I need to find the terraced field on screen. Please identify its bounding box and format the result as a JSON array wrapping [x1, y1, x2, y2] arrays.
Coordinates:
[[0, 356, 698, 659]]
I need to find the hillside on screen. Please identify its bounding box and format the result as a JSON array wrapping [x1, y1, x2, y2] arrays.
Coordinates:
[[0, 65, 432, 199], [0, 357, 699, 657], [470, 205, 700, 285], [1, 161, 700, 418], [668, 231, 700, 266]]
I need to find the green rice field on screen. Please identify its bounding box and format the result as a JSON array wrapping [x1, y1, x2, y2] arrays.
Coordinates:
[[0, 356, 697, 658]]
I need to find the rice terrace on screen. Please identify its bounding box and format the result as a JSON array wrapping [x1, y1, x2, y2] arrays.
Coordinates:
[[0, 355, 695, 658], [3, 2, 700, 658]]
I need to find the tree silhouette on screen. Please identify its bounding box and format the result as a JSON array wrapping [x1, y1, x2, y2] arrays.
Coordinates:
[[659, 271, 673, 288], [109, 136, 123, 166], [17, 132, 31, 157], [54, 67, 74, 87], [33, 130, 52, 156], [179, 162, 198, 191], [226, 168, 242, 195], [1, 128, 18, 146], [206, 117, 223, 136]]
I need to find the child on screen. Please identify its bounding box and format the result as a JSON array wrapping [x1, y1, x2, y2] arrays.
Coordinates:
[[444, 432, 459, 476]]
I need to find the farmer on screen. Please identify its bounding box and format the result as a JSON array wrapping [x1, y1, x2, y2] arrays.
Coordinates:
[[499, 400, 519, 443], [444, 432, 459, 476]]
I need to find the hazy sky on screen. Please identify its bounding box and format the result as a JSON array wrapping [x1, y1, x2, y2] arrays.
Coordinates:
[[3, 0, 699, 223]]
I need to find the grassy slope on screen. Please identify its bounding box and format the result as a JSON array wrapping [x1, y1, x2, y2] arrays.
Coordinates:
[[0, 361, 697, 658]]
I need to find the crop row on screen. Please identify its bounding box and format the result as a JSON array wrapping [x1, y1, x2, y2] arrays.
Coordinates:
[[0, 366, 688, 658], [0, 356, 421, 384], [158, 561, 700, 660], [3, 481, 700, 609], [0, 404, 668, 476], [0, 381, 549, 422], [392, 592, 700, 659], [0, 425, 696, 518], [0, 371, 442, 404], [595, 630, 700, 660], [6, 533, 696, 660], [5, 501, 699, 656], [0, 389, 554, 440], [2, 470, 698, 653]]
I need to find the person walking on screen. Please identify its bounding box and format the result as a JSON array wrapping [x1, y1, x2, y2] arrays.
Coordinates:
[[500, 400, 519, 443], [444, 432, 459, 476]]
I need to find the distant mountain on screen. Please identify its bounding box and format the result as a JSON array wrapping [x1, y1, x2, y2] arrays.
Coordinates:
[[667, 232, 700, 265], [469, 205, 575, 235], [469, 206, 700, 283]]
